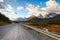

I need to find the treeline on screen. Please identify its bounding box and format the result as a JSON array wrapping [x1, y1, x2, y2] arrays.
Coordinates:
[[0, 12, 12, 23]]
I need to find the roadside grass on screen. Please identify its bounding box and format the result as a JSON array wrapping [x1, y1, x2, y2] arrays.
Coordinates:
[[0, 22, 9, 26], [23, 20, 60, 35]]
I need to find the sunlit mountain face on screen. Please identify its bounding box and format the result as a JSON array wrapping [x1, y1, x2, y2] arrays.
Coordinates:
[[0, 0, 60, 21]]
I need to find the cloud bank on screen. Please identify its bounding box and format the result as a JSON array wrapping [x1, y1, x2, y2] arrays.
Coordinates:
[[0, 0, 3, 2], [26, 0, 60, 17], [0, 1, 16, 20], [0, 0, 60, 20]]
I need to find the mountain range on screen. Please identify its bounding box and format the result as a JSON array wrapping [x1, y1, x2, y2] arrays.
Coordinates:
[[46, 13, 57, 18], [14, 12, 60, 21], [26, 13, 58, 21]]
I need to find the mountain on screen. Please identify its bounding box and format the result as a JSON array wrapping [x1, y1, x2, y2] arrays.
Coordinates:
[[53, 14, 60, 18], [37, 14, 43, 18], [28, 14, 60, 26], [49, 14, 60, 20], [27, 15, 43, 21], [26, 13, 60, 21], [46, 13, 57, 18], [14, 17, 25, 21], [28, 15, 36, 19], [14, 13, 60, 22], [43, 14, 60, 25]]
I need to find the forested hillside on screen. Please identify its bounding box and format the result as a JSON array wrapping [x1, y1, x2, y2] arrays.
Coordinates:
[[0, 12, 12, 26]]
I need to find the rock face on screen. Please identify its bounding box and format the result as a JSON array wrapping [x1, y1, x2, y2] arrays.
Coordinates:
[[37, 14, 43, 18], [45, 13, 57, 18], [26, 15, 43, 21]]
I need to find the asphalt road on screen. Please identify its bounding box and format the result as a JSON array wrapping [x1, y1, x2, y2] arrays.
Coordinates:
[[0, 24, 45, 40]]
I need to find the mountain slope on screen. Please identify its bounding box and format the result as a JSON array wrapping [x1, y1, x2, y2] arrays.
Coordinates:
[[46, 13, 57, 18], [48, 14, 60, 24], [38, 14, 43, 18], [27, 15, 44, 21], [26, 14, 60, 26], [0, 12, 12, 26]]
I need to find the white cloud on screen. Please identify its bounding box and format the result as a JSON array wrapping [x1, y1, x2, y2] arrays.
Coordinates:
[[0, 1, 22, 20], [26, 0, 60, 18], [4, 4, 15, 15], [0, 0, 60, 19], [45, 0, 60, 14], [0, 1, 20, 20], [26, 14, 32, 18], [17, 6, 24, 10], [6, 5, 13, 11], [26, 4, 50, 17], [46, 0, 58, 8], [7, 5, 13, 10], [0, 4, 16, 20], [0, 0, 3, 2], [5, 4, 15, 14], [26, 4, 41, 16], [41, 0, 60, 17], [0, 4, 13, 11], [0, 10, 17, 20]]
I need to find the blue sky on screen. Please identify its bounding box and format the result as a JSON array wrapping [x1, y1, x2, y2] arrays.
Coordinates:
[[0, 0, 60, 20], [4, 0, 60, 8]]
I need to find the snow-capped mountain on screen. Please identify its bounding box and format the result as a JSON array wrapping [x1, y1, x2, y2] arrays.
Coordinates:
[[45, 13, 57, 18]]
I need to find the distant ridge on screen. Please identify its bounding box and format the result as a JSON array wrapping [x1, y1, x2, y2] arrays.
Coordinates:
[[27, 15, 43, 21], [26, 13, 60, 21]]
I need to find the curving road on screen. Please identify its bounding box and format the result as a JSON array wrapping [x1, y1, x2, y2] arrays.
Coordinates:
[[0, 24, 45, 40]]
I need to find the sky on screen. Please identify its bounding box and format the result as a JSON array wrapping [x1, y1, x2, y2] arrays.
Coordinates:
[[0, 0, 60, 20]]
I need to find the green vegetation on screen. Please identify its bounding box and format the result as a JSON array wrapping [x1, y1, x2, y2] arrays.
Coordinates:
[[28, 21, 49, 26], [29, 20, 60, 27], [28, 14, 60, 26], [0, 12, 12, 26]]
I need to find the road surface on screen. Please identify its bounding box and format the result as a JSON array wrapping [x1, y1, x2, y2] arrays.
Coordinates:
[[0, 24, 45, 40]]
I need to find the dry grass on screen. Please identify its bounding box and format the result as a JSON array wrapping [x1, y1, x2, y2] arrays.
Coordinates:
[[19, 22, 60, 35], [32, 25, 60, 35], [0, 22, 9, 26], [45, 25, 60, 35]]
